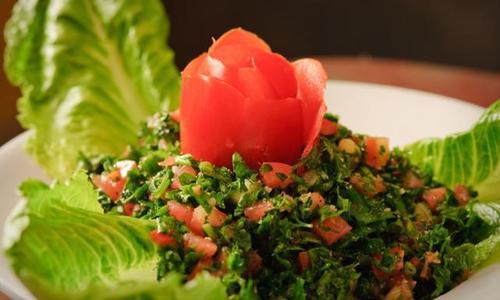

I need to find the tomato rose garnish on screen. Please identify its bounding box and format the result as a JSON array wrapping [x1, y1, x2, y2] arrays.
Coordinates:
[[180, 28, 327, 169]]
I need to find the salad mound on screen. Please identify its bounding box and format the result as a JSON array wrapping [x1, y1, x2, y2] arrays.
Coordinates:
[[83, 111, 494, 299]]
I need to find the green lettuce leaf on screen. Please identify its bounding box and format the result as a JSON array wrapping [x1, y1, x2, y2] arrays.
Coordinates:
[[4, 0, 180, 179], [406, 101, 500, 268], [2, 172, 226, 300], [405, 100, 500, 202]]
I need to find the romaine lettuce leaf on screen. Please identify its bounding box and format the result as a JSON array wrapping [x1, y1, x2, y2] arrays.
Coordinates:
[[406, 101, 500, 268], [405, 100, 499, 202], [4, 0, 180, 179], [2, 172, 226, 300]]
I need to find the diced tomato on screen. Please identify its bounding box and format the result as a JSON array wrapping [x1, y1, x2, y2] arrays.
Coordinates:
[[420, 251, 441, 280], [123, 202, 138, 216], [454, 184, 471, 206], [260, 162, 293, 189], [92, 172, 127, 202], [422, 187, 447, 211], [410, 257, 421, 268], [391, 247, 405, 273], [246, 250, 263, 276], [320, 118, 338, 136], [159, 156, 176, 168], [183, 233, 218, 257], [170, 109, 181, 122], [364, 137, 390, 170], [189, 206, 208, 236], [150, 231, 177, 248], [312, 216, 352, 246], [188, 257, 213, 280], [115, 160, 137, 178], [308, 192, 325, 210], [244, 201, 274, 222], [207, 207, 227, 227], [372, 246, 405, 280], [297, 251, 311, 272], [167, 201, 194, 224], [403, 171, 424, 189], [171, 165, 197, 190]]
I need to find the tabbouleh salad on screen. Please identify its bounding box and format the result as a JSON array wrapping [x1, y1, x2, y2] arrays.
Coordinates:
[[82, 112, 491, 300]]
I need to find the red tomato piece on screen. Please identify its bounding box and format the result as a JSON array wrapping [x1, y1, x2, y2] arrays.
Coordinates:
[[183, 233, 218, 257], [410, 257, 421, 268], [150, 231, 177, 248], [182, 53, 208, 77], [123, 202, 138, 216], [180, 75, 245, 169], [207, 207, 227, 228], [260, 162, 293, 189], [246, 250, 263, 276], [403, 171, 424, 189], [297, 251, 311, 272], [158, 156, 176, 168], [238, 97, 304, 169], [252, 51, 297, 99], [320, 118, 338, 136], [422, 187, 447, 211], [189, 206, 208, 236], [372, 246, 405, 280], [294, 58, 327, 157], [171, 165, 197, 190], [188, 257, 213, 280], [167, 201, 194, 224], [365, 136, 390, 170], [312, 216, 352, 246], [236, 66, 277, 99], [209, 28, 271, 53], [454, 184, 471, 206], [244, 201, 274, 222], [309, 192, 326, 210], [92, 172, 127, 202]]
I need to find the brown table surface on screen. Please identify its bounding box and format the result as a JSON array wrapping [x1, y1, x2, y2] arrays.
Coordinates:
[[0, 57, 499, 299]]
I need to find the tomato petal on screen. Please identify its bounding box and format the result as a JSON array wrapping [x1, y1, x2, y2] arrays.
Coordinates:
[[293, 58, 327, 157], [182, 53, 208, 77], [181, 75, 245, 168], [239, 97, 304, 169], [210, 44, 265, 68], [209, 28, 271, 53], [236, 67, 277, 99], [252, 51, 297, 98]]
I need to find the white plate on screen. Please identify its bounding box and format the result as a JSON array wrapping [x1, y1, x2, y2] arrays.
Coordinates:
[[0, 80, 497, 299]]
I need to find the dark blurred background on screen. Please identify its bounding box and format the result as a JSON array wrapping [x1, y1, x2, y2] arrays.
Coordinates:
[[1, 0, 500, 145], [164, 0, 500, 70]]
